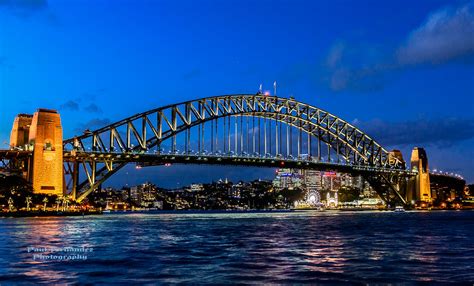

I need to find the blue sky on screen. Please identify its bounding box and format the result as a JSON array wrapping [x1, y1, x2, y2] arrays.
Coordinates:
[[0, 0, 473, 187]]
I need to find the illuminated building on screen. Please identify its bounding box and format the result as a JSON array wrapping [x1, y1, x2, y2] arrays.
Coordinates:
[[189, 184, 204, 192], [326, 190, 338, 207], [302, 170, 322, 190], [272, 168, 303, 190]]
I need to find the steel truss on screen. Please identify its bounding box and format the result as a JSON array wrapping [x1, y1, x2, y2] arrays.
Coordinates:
[[62, 94, 406, 202]]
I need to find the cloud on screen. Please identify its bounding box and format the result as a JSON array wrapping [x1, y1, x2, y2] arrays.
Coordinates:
[[321, 2, 474, 92], [84, 103, 102, 113], [354, 117, 474, 147], [322, 42, 392, 92], [74, 118, 111, 134], [59, 100, 79, 111], [397, 2, 474, 65]]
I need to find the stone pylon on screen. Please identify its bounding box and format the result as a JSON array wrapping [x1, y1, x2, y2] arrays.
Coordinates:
[[27, 109, 64, 196], [408, 147, 431, 203], [10, 114, 33, 149]]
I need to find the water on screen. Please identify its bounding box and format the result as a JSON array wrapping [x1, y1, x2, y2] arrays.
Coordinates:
[[0, 210, 473, 284]]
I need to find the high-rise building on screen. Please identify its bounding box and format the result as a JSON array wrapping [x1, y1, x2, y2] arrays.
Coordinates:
[[302, 170, 322, 190], [273, 168, 303, 190]]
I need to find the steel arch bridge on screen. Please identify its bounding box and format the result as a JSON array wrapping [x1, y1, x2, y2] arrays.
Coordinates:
[[63, 94, 410, 203]]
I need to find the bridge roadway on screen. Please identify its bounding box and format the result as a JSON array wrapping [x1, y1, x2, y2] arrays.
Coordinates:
[[0, 148, 463, 184], [63, 149, 416, 177], [0, 150, 32, 173], [0, 149, 31, 159]]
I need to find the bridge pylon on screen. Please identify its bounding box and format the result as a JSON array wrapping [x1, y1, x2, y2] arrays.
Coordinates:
[[26, 109, 64, 196], [9, 114, 34, 178], [408, 147, 431, 204]]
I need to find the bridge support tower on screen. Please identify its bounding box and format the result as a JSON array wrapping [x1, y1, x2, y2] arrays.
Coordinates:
[[12, 109, 65, 196], [408, 147, 431, 204], [9, 114, 34, 177]]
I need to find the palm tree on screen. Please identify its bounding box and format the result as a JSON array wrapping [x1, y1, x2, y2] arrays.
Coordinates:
[[26, 196, 32, 211], [8, 197, 14, 212], [56, 197, 62, 212], [61, 197, 69, 211], [43, 197, 48, 211]]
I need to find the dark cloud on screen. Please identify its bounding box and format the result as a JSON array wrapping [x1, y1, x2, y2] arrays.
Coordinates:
[[59, 100, 79, 111], [397, 2, 474, 65], [58, 90, 106, 115], [353, 117, 474, 147], [182, 69, 201, 80], [74, 118, 111, 134], [321, 2, 474, 92], [322, 42, 393, 92], [84, 103, 102, 113]]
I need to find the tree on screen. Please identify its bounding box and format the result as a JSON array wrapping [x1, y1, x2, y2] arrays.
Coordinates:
[[0, 175, 34, 209], [56, 197, 62, 212], [338, 186, 361, 202], [279, 187, 306, 207], [43, 197, 48, 211], [26, 196, 32, 211], [8, 197, 14, 212]]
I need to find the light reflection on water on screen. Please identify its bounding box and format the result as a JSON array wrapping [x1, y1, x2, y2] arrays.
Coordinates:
[[0, 210, 473, 284]]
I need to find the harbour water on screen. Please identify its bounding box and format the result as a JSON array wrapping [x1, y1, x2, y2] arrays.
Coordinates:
[[0, 210, 473, 284]]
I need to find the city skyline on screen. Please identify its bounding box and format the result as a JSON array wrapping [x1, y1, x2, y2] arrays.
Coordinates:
[[1, 0, 473, 187]]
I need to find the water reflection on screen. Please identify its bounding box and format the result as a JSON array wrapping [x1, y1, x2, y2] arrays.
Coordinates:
[[0, 211, 472, 284]]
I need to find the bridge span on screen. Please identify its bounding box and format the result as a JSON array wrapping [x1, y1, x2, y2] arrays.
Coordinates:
[[1, 94, 466, 207]]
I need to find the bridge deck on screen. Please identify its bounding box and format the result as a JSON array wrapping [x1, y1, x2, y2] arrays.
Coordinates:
[[63, 150, 417, 177], [0, 149, 32, 159]]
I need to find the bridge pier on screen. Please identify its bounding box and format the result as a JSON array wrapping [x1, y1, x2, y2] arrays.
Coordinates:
[[407, 147, 431, 204], [10, 109, 64, 196]]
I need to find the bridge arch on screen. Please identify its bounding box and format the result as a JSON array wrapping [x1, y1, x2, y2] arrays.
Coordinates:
[[63, 94, 404, 202]]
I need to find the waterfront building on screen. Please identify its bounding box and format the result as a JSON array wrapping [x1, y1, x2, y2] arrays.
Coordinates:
[[273, 168, 303, 190]]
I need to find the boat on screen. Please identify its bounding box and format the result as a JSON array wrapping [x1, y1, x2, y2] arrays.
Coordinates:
[[103, 201, 112, 213], [394, 206, 406, 212]]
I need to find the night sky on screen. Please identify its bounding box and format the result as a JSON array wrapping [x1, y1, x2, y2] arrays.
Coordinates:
[[1, 0, 473, 187]]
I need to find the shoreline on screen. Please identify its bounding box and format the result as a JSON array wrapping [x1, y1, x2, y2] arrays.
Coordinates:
[[0, 210, 103, 218], [1, 207, 472, 218]]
